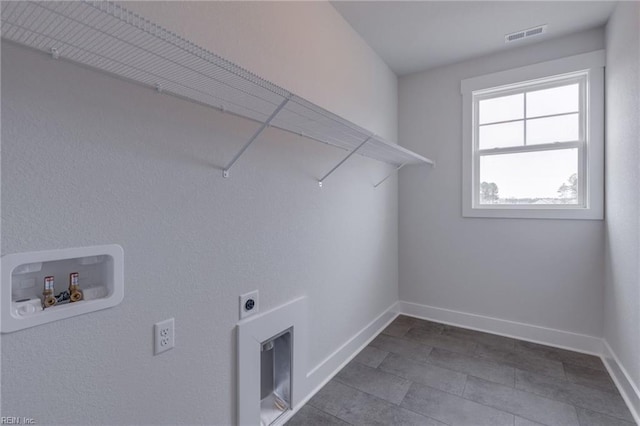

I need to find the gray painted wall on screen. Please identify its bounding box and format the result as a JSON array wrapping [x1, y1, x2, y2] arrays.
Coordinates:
[[0, 2, 399, 424], [398, 28, 606, 337], [120, 1, 398, 143], [604, 0, 640, 402]]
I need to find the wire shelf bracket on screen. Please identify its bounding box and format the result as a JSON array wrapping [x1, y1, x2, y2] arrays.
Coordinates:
[[374, 162, 407, 188], [223, 96, 291, 178], [0, 1, 435, 186], [318, 137, 371, 188]]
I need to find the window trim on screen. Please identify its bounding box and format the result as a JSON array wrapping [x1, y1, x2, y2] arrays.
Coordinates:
[[461, 50, 605, 220]]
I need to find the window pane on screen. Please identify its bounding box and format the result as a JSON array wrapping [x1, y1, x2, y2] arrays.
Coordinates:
[[479, 121, 523, 149], [527, 113, 579, 145], [526, 83, 579, 118], [479, 93, 523, 124], [479, 148, 578, 204]]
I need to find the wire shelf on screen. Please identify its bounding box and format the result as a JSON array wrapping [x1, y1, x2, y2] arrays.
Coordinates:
[[1, 1, 434, 175]]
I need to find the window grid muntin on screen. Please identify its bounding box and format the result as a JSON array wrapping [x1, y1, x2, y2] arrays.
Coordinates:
[[472, 72, 588, 209]]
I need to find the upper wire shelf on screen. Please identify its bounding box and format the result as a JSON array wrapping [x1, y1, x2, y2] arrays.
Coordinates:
[[1, 1, 434, 185]]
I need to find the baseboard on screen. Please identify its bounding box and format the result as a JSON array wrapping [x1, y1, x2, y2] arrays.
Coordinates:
[[398, 301, 604, 356], [274, 301, 400, 425], [400, 301, 640, 424], [273, 299, 639, 426], [306, 300, 400, 391], [602, 340, 640, 425]]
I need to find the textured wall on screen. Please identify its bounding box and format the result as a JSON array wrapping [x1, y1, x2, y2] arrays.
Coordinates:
[[604, 0, 640, 405], [121, 1, 398, 143], [0, 2, 399, 423], [398, 28, 606, 337]]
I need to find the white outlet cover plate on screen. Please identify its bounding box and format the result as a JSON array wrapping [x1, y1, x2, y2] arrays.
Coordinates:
[[239, 290, 259, 319], [154, 318, 174, 355]]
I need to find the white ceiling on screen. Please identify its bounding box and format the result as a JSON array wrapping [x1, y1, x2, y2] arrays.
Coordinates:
[[331, 1, 616, 76]]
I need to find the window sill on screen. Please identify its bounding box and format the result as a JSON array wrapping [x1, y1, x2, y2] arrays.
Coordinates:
[[462, 206, 603, 220]]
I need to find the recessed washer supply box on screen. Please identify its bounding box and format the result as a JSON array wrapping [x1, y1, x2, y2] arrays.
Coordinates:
[[1, 244, 124, 333]]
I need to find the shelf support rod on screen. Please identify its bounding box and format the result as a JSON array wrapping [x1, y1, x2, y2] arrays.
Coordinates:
[[318, 137, 372, 187], [223, 96, 291, 178], [374, 162, 407, 188]]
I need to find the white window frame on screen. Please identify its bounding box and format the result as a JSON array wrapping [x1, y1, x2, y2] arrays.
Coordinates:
[[461, 51, 604, 220]]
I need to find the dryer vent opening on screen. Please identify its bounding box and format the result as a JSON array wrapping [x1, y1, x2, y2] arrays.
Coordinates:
[[237, 296, 307, 426], [260, 329, 292, 426]]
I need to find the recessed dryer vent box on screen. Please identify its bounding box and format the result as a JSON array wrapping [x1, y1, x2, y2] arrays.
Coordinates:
[[1, 244, 124, 333]]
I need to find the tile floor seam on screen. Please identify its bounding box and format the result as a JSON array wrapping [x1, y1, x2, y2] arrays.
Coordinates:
[[373, 358, 473, 399], [510, 344, 605, 373], [331, 372, 407, 406], [309, 405, 356, 426], [494, 378, 598, 413], [558, 400, 632, 423], [382, 366, 523, 423], [461, 384, 580, 426], [327, 376, 452, 426], [517, 365, 620, 395], [391, 336, 624, 416], [472, 354, 568, 383], [461, 373, 469, 396], [571, 382, 620, 395], [561, 364, 619, 394], [396, 384, 455, 426], [514, 371, 633, 421], [559, 360, 568, 380], [426, 348, 519, 386], [289, 317, 632, 426], [329, 410, 354, 426], [562, 359, 606, 371], [462, 381, 578, 425], [575, 407, 638, 426], [379, 353, 586, 422], [375, 350, 517, 391], [466, 376, 627, 426], [402, 377, 520, 426]]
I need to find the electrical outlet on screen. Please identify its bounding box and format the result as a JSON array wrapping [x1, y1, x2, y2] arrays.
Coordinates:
[[239, 290, 259, 319], [154, 318, 174, 355]]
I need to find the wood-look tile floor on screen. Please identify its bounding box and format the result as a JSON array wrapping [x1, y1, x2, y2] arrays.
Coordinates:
[[286, 315, 636, 426]]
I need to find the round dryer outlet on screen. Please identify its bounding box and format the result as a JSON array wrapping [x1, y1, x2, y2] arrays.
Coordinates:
[[239, 290, 259, 319]]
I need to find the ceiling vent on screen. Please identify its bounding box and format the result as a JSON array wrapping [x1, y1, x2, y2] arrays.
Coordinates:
[[505, 25, 548, 43]]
